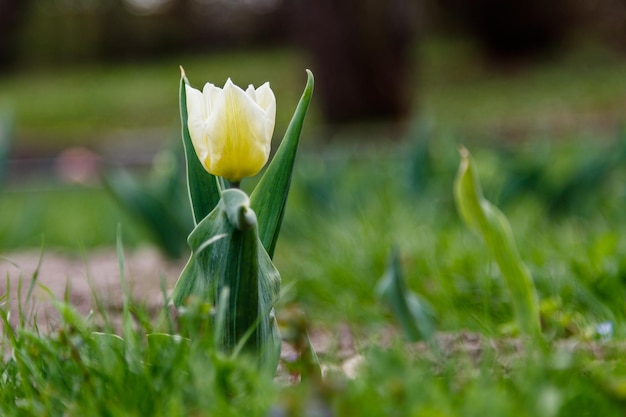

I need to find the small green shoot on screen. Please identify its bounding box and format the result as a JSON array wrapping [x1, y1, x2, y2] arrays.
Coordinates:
[[454, 147, 541, 336], [376, 248, 436, 341]]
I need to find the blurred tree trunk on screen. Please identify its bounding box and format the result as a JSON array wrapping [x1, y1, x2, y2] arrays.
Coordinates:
[[0, 0, 28, 71], [576, 0, 626, 53], [437, 0, 574, 62], [98, 0, 192, 61], [291, 0, 418, 125]]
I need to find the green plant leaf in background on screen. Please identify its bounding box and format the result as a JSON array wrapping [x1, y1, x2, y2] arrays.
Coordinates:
[[179, 67, 223, 225], [498, 132, 626, 216], [250, 70, 314, 258], [454, 147, 541, 336], [0, 109, 13, 186], [547, 132, 626, 215], [376, 248, 436, 342], [103, 165, 191, 259], [172, 189, 281, 368]]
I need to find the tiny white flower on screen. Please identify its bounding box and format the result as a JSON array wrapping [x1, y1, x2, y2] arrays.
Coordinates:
[[596, 321, 613, 342]]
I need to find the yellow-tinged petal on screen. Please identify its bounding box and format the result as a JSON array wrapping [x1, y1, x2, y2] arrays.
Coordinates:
[[207, 79, 266, 180]]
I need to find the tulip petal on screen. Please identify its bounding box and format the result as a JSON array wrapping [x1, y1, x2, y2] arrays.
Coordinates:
[[185, 84, 211, 168], [245, 84, 257, 102], [202, 82, 221, 115], [254, 82, 276, 116], [207, 79, 271, 181], [254, 82, 276, 148]]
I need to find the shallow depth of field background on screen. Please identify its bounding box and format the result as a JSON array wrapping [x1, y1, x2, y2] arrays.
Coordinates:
[[1, 0, 626, 350], [1, 0, 626, 324]]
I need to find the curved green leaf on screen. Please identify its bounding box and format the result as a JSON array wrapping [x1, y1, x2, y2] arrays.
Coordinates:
[[454, 147, 541, 336], [172, 189, 281, 363], [376, 248, 436, 341], [103, 170, 188, 258], [250, 70, 314, 258], [179, 67, 222, 225]]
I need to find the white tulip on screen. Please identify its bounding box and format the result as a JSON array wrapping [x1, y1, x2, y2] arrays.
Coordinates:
[[185, 78, 276, 182]]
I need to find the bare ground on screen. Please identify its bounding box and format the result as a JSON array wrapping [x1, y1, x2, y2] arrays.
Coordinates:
[[0, 246, 184, 329], [1, 248, 616, 379]]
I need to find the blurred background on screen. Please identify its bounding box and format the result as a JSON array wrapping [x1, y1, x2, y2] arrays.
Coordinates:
[[0, 0, 626, 250], [0, 0, 626, 331]]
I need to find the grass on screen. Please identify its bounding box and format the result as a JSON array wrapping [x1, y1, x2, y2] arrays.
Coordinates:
[[0, 185, 149, 249], [4, 141, 626, 415], [3, 134, 626, 415], [275, 136, 626, 333], [2, 39, 626, 415], [2, 126, 626, 332], [418, 39, 626, 140], [1, 38, 625, 148], [0, 49, 307, 148]]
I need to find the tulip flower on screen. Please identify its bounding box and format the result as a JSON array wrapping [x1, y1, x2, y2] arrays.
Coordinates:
[[175, 69, 314, 372], [185, 79, 276, 182]]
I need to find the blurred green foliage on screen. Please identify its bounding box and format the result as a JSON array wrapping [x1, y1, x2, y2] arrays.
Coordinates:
[[0, 186, 148, 249], [1, 40, 625, 149], [0, 110, 13, 185], [5, 131, 626, 331], [103, 138, 193, 259], [0, 49, 305, 148], [376, 248, 436, 341], [4, 140, 626, 415], [1, 43, 626, 416]]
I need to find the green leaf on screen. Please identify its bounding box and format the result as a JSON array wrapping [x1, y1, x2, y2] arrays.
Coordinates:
[[91, 332, 126, 369], [250, 70, 314, 258], [0, 110, 13, 186], [376, 248, 436, 342], [116, 225, 143, 372], [172, 189, 281, 365], [548, 133, 626, 215], [146, 333, 189, 368], [103, 169, 189, 258], [179, 67, 222, 225], [454, 147, 541, 336]]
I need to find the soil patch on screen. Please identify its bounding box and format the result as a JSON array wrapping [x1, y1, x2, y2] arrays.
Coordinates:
[[0, 247, 184, 329]]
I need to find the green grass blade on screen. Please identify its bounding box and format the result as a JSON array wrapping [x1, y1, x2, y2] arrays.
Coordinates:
[[179, 67, 222, 225], [454, 147, 541, 336], [116, 225, 141, 372], [250, 70, 314, 258], [146, 333, 189, 369]]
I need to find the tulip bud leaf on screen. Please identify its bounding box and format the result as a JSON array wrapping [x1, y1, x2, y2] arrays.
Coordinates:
[[172, 189, 281, 366], [453, 147, 541, 336], [179, 67, 223, 225], [222, 188, 257, 231], [250, 70, 314, 258]]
